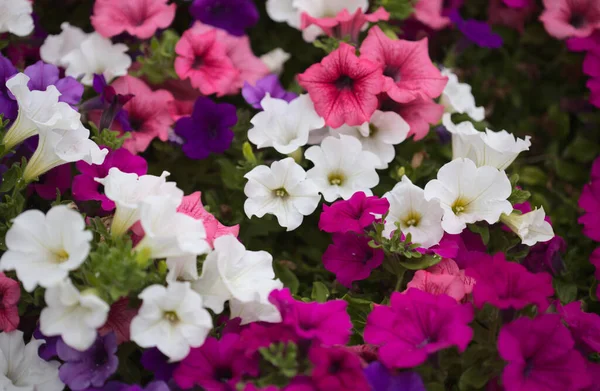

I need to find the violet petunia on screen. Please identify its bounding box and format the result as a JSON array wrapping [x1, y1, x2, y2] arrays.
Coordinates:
[[23, 60, 84, 106], [319, 191, 389, 234], [190, 0, 259, 37], [174, 96, 237, 160], [33, 327, 61, 361], [242, 74, 297, 110], [141, 348, 177, 382], [0, 54, 17, 121], [449, 10, 503, 48], [363, 362, 426, 391]]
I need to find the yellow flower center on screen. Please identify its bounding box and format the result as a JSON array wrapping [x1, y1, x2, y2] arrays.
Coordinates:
[[274, 188, 288, 198], [164, 311, 179, 324], [328, 173, 345, 186], [452, 198, 469, 215], [53, 249, 69, 263]]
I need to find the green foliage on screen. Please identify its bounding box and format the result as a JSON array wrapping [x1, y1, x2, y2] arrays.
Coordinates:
[[374, 0, 415, 20], [253, 342, 308, 388], [134, 29, 180, 84], [310, 281, 329, 302], [90, 122, 128, 150]]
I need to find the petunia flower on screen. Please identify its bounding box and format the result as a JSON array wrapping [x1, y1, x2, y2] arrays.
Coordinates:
[[91, 0, 176, 39], [308, 346, 370, 391], [0, 54, 17, 121], [173, 334, 258, 390], [193, 235, 282, 323], [558, 301, 600, 356], [383, 176, 444, 248], [0, 0, 34, 37], [0, 330, 63, 391], [57, 333, 118, 390], [522, 235, 566, 275], [331, 110, 410, 169], [440, 68, 485, 121], [31, 164, 72, 201], [40, 279, 110, 351], [305, 135, 380, 202], [248, 94, 324, 154], [322, 232, 384, 288], [244, 158, 321, 231], [260, 48, 291, 76], [578, 157, 600, 241], [449, 11, 504, 48], [540, 0, 600, 39], [190, 0, 259, 36], [141, 348, 177, 382], [488, 0, 537, 33], [378, 95, 445, 141], [98, 298, 137, 346], [412, 0, 454, 29], [466, 252, 554, 311], [591, 248, 600, 300], [40, 22, 88, 69], [424, 158, 513, 234], [364, 362, 426, 391], [0, 273, 20, 332], [293, 0, 369, 42], [174, 96, 237, 159], [297, 43, 385, 128], [406, 258, 474, 302], [498, 314, 591, 391], [266, 0, 302, 29], [318, 191, 389, 234], [301, 7, 389, 44], [131, 282, 213, 362], [500, 207, 555, 246], [360, 26, 448, 104], [0, 206, 92, 292], [364, 289, 474, 368], [242, 74, 298, 110]]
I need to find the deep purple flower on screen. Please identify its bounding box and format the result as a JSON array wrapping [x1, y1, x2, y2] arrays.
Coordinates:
[[31, 164, 72, 200], [33, 327, 60, 361], [242, 74, 298, 110], [91, 74, 134, 131], [23, 61, 84, 106], [190, 0, 259, 36], [449, 11, 503, 48], [522, 235, 566, 275], [141, 348, 177, 383], [174, 96, 237, 160], [322, 232, 384, 288], [309, 346, 370, 391], [57, 333, 119, 390], [319, 192, 390, 234], [84, 381, 170, 391], [363, 362, 426, 391], [0, 54, 17, 121]]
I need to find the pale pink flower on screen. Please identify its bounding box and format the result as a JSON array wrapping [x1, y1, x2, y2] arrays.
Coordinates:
[[91, 0, 176, 39]]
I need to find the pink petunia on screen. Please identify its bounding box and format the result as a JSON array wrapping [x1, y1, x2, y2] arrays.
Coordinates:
[[0, 273, 20, 332], [98, 298, 137, 345], [498, 314, 591, 391], [412, 0, 453, 30], [91, 0, 176, 39], [361, 26, 447, 104], [406, 258, 474, 302], [466, 252, 554, 311], [301, 7, 390, 43], [364, 289, 473, 368], [297, 43, 385, 128], [539, 0, 600, 39], [379, 94, 444, 140], [318, 191, 389, 234], [578, 157, 600, 240]]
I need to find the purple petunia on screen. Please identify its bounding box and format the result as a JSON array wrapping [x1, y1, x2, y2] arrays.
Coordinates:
[[174, 96, 237, 160], [190, 0, 259, 36], [0, 54, 17, 121], [141, 348, 177, 383], [242, 74, 298, 110], [363, 362, 426, 391], [23, 61, 84, 107], [449, 10, 503, 49]]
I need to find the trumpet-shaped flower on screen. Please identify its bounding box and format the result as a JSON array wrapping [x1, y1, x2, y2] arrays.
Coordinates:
[[412, 0, 454, 29], [424, 158, 513, 234], [294, 0, 368, 41], [95, 168, 183, 236], [40, 279, 110, 351], [193, 235, 282, 321], [500, 207, 555, 246], [40, 23, 89, 68], [540, 0, 600, 39], [0, 330, 63, 391], [305, 135, 380, 202], [301, 7, 390, 43], [91, 0, 176, 39], [244, 158, 321, 231], [319, 191, 389, 234], [266, 0, 301, 28], [383, 176, 444, 248], [440, 69, 485, 121], [130, 282, 213, 362], [0, 206, 92, 292], [248, 94, 324, 154], [443, 114, 531, 170], [332, 110, 410, 169], [0, 0, 34, 37]]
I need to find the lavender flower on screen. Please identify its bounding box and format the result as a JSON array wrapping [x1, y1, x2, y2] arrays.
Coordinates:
[[242, 74, 298, 110], [190, 0, 259, 36]]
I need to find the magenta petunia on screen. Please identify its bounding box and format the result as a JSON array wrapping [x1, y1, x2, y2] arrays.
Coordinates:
[[466, 252, 554, 311], [301, 7, 390, 44], [579, 157, 600, 240], [364, 289, 474, 368], [297, 43, 385, 128], [591, 247, 600, 300], [319, 191, 389, 234], [308, 346, 370, 391], [540, 0, 600, 39], [322, 232, 384, 288], [360, 26, 448, 104], [498, 314, 591, 391], [31, 164, 72, 201], [558, 301, 600, 355], [91, 0, 176, 39], [0, 272, 20, 332], [406, 258, 474, 302], [269, 288, 352, 346]]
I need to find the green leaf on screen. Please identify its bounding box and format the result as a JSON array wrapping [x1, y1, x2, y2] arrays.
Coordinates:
[[554, 278, 578, 304], [311, 282, 329, 303], [399, 254, 441, 270], [508, 188, 531, 205], [459, 365, 494, 391], [0, 162, 23, 193], [518, 166, 547, 186], [468, 224, 490, 245], [273, 262, 299, 295], [89, 122, 128, 150]]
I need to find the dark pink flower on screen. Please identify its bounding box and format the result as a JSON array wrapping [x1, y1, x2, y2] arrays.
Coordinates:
[[91, 0, 176, 39], [406, 258, 474, 302], [591, 247, 600, 300], [378, 95, 444, 140], [466, 253, 554, 311], [98, 298, 138, 345], [322, 232, 384, 288], [308, 346, 370, 391], [319, 191, 389, 234], [489, 0, 536, 32], [239, 321, 299, 356], [568, 31, 600, 52], [522, 235, 566, 275], [498, 314, 591, 391], [0, 273, 20, 332], [269, 288, 352, 346], [558, 301, 600, 354], [297, 43, 385, 128], [31, 164, 72, 200], [578, 157, 600, 241], [72, 148, 147, 211], [540, 0, 600, 39], [361, 26, 447, 104], [301, 7, 389, 43], [364, 289, 474, 368], [174, 334, 258, 390]]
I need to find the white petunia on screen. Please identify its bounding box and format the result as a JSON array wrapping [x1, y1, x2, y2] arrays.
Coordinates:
[[62, 33, 131, 85], [229, 281, 283, 325], [500, 207, 554, 246], [22, 123, 108, 182], [0, 0, 34, 37], [260, 48, 291, 75], [3, 73, 81, 151], [0, 206, 92, 292], [95, 168, 184, 236], [244, 158, 321, 231], [165, 255, 199, 283], [440, 69, 485, 121], [248, 94, 325, 154], [193, 235, 282, 322], [134, 196, 210, 260], [424, 158, 513, 234], [383, 176, 444, 248], [40, 279, 109, 351], [443, 113, 531, 170], [266, 0, 301, 28], [332, 110, 410, 169], [305, 135, 380, 202], [40, 22, 88, 67], [130, 282, 213, 362], [0, 330, 63, 391]]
